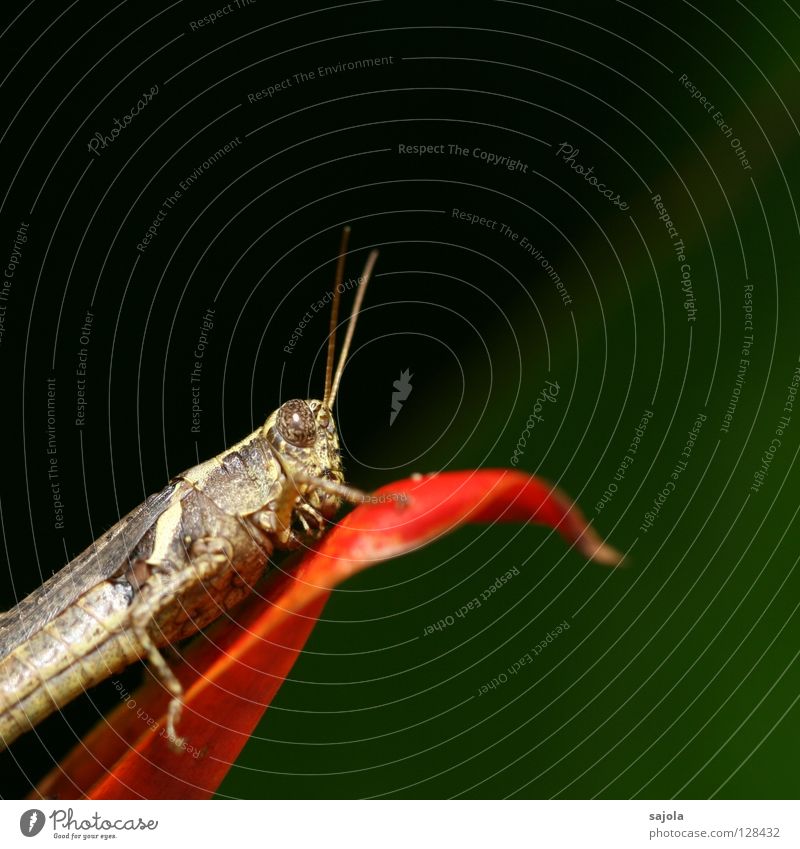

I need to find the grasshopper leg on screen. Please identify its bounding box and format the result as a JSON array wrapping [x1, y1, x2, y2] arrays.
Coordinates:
[[130, 536, 233, 749], [249, 504, 302, 549], [246, 471, 309, 548], [247, 472, 363, 548], [296, 501, 325, 534]]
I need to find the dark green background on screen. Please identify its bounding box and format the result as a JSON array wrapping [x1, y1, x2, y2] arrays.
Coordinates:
[[0, 0, 799, 799]]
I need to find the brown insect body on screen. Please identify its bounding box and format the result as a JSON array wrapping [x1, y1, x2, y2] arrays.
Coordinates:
[[0, 232, 377, 751]]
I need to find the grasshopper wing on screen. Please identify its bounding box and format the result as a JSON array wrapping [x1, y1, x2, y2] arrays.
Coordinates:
[[0, 481, 183, 658]]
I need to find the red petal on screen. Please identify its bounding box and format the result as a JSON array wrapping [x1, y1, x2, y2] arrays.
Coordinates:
[[34, 469, 619, 800]]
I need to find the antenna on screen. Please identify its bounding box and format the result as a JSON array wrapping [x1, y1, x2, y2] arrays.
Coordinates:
[[327, 248, 379, 407], [322, 226, 351, 406]]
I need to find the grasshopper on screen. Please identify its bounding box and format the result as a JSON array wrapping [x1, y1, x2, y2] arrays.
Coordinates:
[[0, 228, 378, 751]]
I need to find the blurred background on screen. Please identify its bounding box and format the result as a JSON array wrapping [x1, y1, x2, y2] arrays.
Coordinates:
[[1, 0, 799, 799]]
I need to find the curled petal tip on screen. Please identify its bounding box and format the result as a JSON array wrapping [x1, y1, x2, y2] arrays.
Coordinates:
[[571, 524, 623, 567], [590, 541, 624, 567]]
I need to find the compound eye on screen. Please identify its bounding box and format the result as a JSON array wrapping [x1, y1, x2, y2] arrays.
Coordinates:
[[277, 400, 316, 447]]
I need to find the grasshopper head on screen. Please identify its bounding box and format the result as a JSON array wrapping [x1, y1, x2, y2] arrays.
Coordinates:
[[265, 398, 344, 518], [261, 232, 378, 524]]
